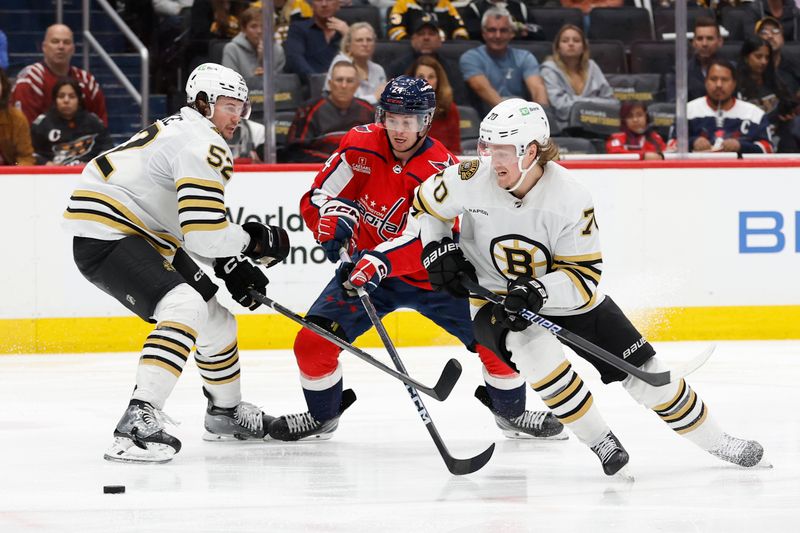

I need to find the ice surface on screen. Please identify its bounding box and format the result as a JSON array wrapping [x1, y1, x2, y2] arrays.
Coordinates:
[[1, 341, 797, 532]]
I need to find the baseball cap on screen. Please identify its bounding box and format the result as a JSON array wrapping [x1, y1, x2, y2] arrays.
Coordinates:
[[409, 12, 441, 35], [755, 16, 782, 34]]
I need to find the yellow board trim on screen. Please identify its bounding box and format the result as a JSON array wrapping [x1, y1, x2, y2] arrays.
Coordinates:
[[2, 305, 800, 354]]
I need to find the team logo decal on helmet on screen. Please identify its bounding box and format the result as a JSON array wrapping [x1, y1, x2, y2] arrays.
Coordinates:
[[186, 63, 251, 119], [376, 75, 437, 133]]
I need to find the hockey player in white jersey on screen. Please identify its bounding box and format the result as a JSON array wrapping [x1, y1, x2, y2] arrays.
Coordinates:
[[62, 63, 290, 463], [413, 98, 767, 476]]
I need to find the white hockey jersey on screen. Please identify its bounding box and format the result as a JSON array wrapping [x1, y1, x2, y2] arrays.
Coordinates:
[[412, 158, 605, 316], [63, 107, 249, 259]]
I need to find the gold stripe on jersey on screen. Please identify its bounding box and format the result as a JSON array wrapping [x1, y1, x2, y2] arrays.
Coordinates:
[[65, 190, 180, 255], [176, 177, 225, 195], [557, 394, 594, 424], [653, 379, 687, 413], [176, 177, 229, 234], [530, 360, 571, 391], [674, 404, 708, 434], [413, 188, 452, 223], [553, 252, 602, 304], [652, 379, 708, 434], [195, 341, 240, 385], [140, 323, 196, 378], [157, 321, 198, 342]]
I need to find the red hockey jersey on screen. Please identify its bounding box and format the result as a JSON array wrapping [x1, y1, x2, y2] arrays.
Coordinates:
[[300, 124, 457, 289]]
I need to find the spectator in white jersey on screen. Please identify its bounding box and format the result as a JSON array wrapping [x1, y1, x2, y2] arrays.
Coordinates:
[[414, 98, 767, 477], [62, 63, 291, 464]]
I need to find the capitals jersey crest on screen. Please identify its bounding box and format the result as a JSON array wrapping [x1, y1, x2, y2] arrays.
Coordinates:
[[300, 124, 458, 288]]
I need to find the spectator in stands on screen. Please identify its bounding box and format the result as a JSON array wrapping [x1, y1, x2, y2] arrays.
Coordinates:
[[386, 15, 468, 105], [605, 101, 666, 160], [460, 6, 549, 115], [387, 0, 469, 41], [285, 0, 349, 83], [406, 55, 461, 153], [0, 68, 35, 166], [460, 0, 545, 41], [30, 79, 113, 166], [284, 61, 374, 162], [559, 0, 623, 15], [747, 0, 796, 42], [737, 35, 799, 152], [222, 7, 286, 90], [540, 24, 613, 130], [756, 16, 800, 97], [325, 22, 386, 104], [189, 0, 249, 68], [11, 24, 107, 126], [273, 0, 312, 44], [688, 17, 724, 102], [671, 59, 773, 154]]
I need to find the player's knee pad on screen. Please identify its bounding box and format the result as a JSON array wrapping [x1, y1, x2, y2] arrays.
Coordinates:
[[195, 298, 237, 356], [622, 357, 680, 409], [152, 283, 208, 334], [472, 304, 515, 371], [294, 315, 347, 379], [505, 328, 566, 383], [476, 343, 519, 378]]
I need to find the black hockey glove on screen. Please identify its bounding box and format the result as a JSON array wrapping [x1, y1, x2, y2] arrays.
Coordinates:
[[213, 256, 268, 310], [493, 276, 548, 332], [241, 222, 290, 267], [421, 237, 477, 299]]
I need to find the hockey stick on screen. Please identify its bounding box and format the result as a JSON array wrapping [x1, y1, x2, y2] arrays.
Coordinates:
[[460, 277, 715, 387], [341, 251, 495, 475], [247, 290, 461, 401]]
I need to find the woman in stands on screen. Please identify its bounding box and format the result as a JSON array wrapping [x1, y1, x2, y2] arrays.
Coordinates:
[[407, 55, 462, 154], [540, 24, 614, 131], [30, 78, 112, 166], [0, 67, 35, 166], [737, 35, 799, 152], [605, 101, 665, 160], [325, 21, 386, 104]]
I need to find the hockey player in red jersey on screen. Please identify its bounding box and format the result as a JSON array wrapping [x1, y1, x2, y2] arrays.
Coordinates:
[[268, 76, 564, 441]]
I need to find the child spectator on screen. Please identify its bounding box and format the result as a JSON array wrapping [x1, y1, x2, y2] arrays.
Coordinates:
[[407, 55, 461, 154], [606, 101, 665, 160], [30, 79, 113, 166], [0, 68, 35, 166]]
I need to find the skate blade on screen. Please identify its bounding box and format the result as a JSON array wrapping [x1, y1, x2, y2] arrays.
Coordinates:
[[202, 431, 271, 442], [501, 429, 569, 441], [104, 438, 176, 464]]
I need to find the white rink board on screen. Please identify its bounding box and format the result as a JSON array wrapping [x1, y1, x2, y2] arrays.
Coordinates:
[[1, 164, 798, 320]]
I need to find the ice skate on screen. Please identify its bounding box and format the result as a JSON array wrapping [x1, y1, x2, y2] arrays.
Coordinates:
[[708, 433, 768, 468], [590, 431, 631, 478], [202, 389, 275, 441], [104, 401, 181, 464], [475, 385, 566, 440], [268, 389, 356, 441]]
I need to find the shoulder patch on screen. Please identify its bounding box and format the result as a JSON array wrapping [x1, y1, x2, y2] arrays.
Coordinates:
[[458, 159, 479, 181]]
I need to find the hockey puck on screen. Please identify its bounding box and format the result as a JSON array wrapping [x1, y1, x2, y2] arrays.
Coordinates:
[[103, 485, 126, 494]]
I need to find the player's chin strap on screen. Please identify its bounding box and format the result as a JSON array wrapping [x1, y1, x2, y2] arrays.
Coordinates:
[[505, 154, 540, 193], [340, 249, 495, 475]]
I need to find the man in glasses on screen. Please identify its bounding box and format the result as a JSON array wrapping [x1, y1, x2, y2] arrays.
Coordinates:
[[460, 6, 549, 115], [63, 63, 290, 463]]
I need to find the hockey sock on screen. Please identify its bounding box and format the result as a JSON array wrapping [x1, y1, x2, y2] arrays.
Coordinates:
[[300, 363, 344, 422], [195, 339, 241, 409], [132, 321, 196, 410], [623, 357, 723, 450], [482, 368, 526, 419], [530, 360, 609, 444]]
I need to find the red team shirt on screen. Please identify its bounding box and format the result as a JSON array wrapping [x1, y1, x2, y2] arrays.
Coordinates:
[[300, 124, 457, 289]]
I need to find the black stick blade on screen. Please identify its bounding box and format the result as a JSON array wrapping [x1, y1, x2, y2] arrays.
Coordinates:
[[446, 443, 496, 476], [431, 359, 462, 401]]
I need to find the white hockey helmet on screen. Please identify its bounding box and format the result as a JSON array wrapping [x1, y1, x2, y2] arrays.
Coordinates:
[[478, 98, 550, 156], [185, 63, 251, 119]]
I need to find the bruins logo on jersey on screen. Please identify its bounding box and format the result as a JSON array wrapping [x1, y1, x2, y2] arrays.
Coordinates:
[[458, 159, 479, 181], [490, 234, 551, 279], [163, 260, 176, 272]]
